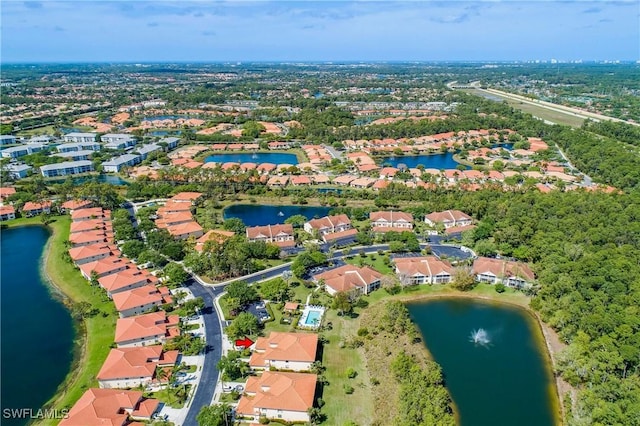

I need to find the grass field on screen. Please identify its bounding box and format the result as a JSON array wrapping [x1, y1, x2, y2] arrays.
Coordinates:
[[344, 252, 393, 275], [5, 216, 118, 425]]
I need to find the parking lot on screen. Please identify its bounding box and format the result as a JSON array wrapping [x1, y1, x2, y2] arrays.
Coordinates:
[[247, 301, 270, 322]]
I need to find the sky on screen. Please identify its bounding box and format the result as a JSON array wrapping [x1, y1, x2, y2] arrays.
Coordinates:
[[1, 1, 639, 63]]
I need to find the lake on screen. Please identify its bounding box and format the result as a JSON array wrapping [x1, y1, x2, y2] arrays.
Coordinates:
[[407, 298, 557, 426], [381, 152, 466, 169], [0, 226, 75, 426], [142, 115, 192, 121], [224, 204, 331, 226], [50, 174, 129, 186], [205, 152, 299, 165]]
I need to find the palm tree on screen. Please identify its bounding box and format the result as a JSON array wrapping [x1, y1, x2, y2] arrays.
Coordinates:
[[155, 367, 169, 390]]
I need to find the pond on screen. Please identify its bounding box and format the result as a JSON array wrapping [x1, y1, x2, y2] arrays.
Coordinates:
[[223, 204, 332, 226], [1, 226, 75, 426], [149, 130, 182, 137], [205, 152, 299, 165], [49, 174, 130, 186], [407, 298, 558, 426], [381, 152, 467, 170]]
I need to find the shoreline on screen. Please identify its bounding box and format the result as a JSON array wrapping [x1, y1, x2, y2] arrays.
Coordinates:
[[396, 289, 566, 425]]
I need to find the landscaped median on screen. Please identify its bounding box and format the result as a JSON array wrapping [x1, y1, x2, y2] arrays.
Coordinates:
[[3, 215, 118, 426]]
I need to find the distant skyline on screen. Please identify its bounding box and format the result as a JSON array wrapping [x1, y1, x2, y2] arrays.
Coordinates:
[[1, 1, 639, 63]]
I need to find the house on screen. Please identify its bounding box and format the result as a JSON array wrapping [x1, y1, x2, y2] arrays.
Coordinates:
[[40, 160, 94, 178], [56, 142, 102, 152], [53, 150, 94, 161], [424, 210, 473, 229], [60, 199, 93, 213], [68, 243, 114, 265], [166, 221, 204, 240], [69, 219, 110, 234], [195, 229, 235, 252], [246, 224, 295, 248], [313, 264, 381, 296], [304, 214, 351, 236], [249, 332, 318, 372], [101, 133, 136, 144], [5, 163, 32, 179], [97, 345, 179, 389], [170, 192, 203, 203], [79, 256, 131, 280], [236, 371, 317, 423], [63, 132, 97, 143], [71, 207, 109, 222], [321, 228, 358, 246], [112, 285, 172, 318], [59, 388, 160, 426], [22, 201, 52, 217], [0, 135, 16, 145], [159, 137, 180, 150], [104, 139, 137, 150], [0, 205, 16, 221], [393, 256, 453, 285], [98, 268, 156, 298], [0, 187, 16, 201], [135, 143, 162, 160], [114, 311, 180, 348], [102, 154, 141, 173], [69, 230, 109, 247], [1, 143, 45, 159], [472, 257, 535, 289], [370, 211, 414, 233]]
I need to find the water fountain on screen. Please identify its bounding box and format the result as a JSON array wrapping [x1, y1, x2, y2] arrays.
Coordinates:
[[277, 211, 284, 217], [252, 152, 259, 159], [470, 328, 491, 346]]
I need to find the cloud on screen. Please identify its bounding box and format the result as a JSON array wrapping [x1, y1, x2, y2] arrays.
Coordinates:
[[23, 1, 42, 9], [582, 7, 602, 14], [430, 13, 470, 24]]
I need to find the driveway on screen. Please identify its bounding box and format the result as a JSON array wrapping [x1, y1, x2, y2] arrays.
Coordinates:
[[182, 280, 224, 426]]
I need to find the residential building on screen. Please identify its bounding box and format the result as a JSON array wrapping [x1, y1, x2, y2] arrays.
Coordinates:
[[0, 205, 16, 221], [68, 243, 113, 265], [5, 163, 31, 179], [59, 388, 160, 426], [40, 160, 94, 178], [304, 214, 352, 236], [160, 137, 180, 150], [63, 132, 97, 143], [1, 143, 45, 159], [236, 371, 317, 423], [0, 135, 16, 145], [472, 257, 535, 288], [166, 221, 204, 240], [321, 228, 358, 246], [97, 345, 179, 389], [71, 207, 109, 222], [101, 133, 136, 144], [169, 192, 203, 203], [56, 141, 101, 152], [136, 143, 161, 160], [69, 230, 110, 247], [246, 224, 295, 248], [195, 229, 235, 252], [22, 201, 52, 217], [393, 256, 453, 285], [114, 311, 180, 348], [249, 332, 318, 372], [98, 268, 157, 298], [102, 154, 141, 173], [104, 139, 137, 150], [313, 264, 381, 296], [53, 150, 94, 161], [424, 210, 473, 229], [28, 135, 54, 144], [112, 285, 172, 318], [79, 256, 130, 280], [0, 187, 15, 200], [60, 199, 93, 213], [370, 211, 414, 233]]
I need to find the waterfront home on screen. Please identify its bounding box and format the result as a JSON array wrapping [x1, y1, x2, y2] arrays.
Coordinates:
[[63, 132, 97, 143], [60, 199, 93, 213], [304, 214, 351, 236], [313, 264, 381, 296], [69, 230, 110, 247], [97, 345, 179, 389], [249, 332, 318, 372], [236, 371, 317, 423], [246, 224, 295, 248], [70, 218, 111, 234], [59, 388, 160, 426], [424, 210, 473, 229], [71, 207, 110, 222], [114, 311, 180, 348], [22, 201, 52, 217], [69, 243, 115, 265], [112, 285, 172, 318], [195, 229, 235, 252], [370, 211, 414, 233], [0, 205, 16, 221], [393, 256, 453, 285], [40, 160, 94, 178], [472, 257, 535, 289], [98, 268, 158, 298], [79, 256, 131, 280]]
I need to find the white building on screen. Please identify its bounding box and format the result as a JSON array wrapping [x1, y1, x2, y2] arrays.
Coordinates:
[[63, 132, 97, 143], [40, 160, 94, 177], [159, 137, 180, 150], [101, 134, 136, 144], [0, 135, 17, 146], [1, 143, 46, 159], [53, 150, 94, 161], [102, 154, 141, 173], [5, 163, 32, 179], [57, 142, 102, 153], [135, 144, 161, 160]]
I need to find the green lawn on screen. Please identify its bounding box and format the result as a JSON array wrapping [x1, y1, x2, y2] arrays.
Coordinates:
[[344, 253, 394, 274], [4, 216, 119, 425], [319, 309, 374, 426], [262, 303, 300, 334]]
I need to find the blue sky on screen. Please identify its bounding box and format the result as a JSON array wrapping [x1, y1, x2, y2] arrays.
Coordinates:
[[1, 1, 638, 63]]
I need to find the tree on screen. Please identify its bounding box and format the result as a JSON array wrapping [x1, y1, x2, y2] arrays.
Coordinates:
[[163, 262, 189, 286], [451, 267, 476, 291], [196, 404, 232, 426], [285, 214, 307, 228], [225, 280, 258, 307], [222, 218, 246, 234], [333, 291, 352, 316], [217, 351, 250, 381], [226, 312, 260, 339], [120, 240, 145, 259], [260, 278, 290, 302]]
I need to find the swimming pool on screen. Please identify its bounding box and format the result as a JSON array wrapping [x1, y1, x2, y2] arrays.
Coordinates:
[[299, 306, 325, 329]]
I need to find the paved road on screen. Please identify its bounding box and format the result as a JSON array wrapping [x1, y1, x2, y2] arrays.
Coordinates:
[[182, 280, 224, 426]]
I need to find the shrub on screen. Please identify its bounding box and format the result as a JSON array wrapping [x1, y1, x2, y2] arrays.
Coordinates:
[[346, 368, 358, 379], [357, 327, 369, 337], [344, 384, 354, 394], [370, 377, 380, 385], [495, 283, 506, 293]]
